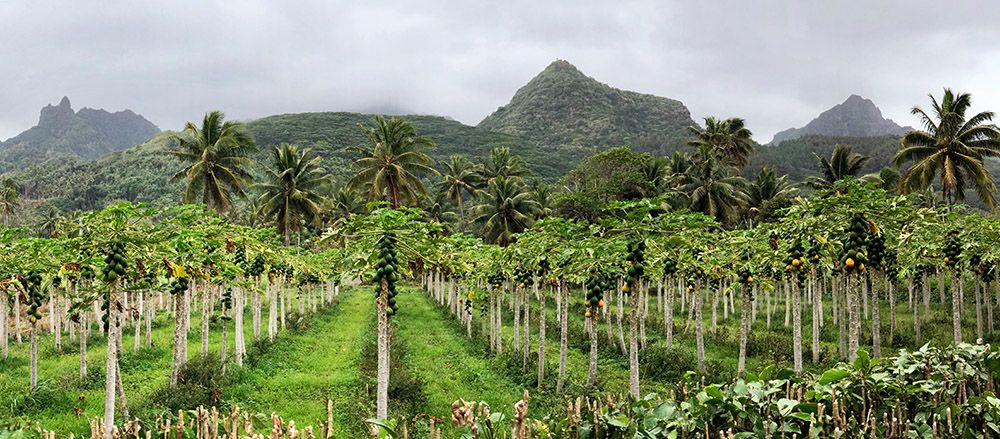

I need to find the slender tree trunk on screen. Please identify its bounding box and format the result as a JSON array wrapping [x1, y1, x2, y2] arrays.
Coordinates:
[[738, 283, 750, 377], [523, 283, 531, 367], [220, 307, 228, 374], [268, 281, 278, 341], [234, 286, 245, 367], [988, 280, 995, 336], [871, 273, 881, 357], [792, 277, 802, 374], [29, 324, 38, 393], [889, 278, 897, 348], [537, 282, 547, 388], [953, 271, 962, 344], [170, 291, 188, 388], [848, 275, 860, 361], [201, 288, 210, 356], [587, 306, 598, 387], [913, 278, 922, 346], [616, 284, 626, 352], [975, 279, 984, 342], [376, 278, 390, 419], [695, 281, 705, 373], [0, 292, 7, 359], [628, 282, 640, 399], [812, 272, 820, 363], [133, 293, 141, 352], [665, 278, 675, 349], [103, 289, 119, 439], [513, 285, 520, 355], [14, 293, 21, 343], [79, 318, 87, 380], [556, 282, 569, 394], [253, 280, 262, 341]]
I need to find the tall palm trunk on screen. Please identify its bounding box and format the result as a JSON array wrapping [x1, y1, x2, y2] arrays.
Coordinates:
[[376, 278, 390, 419]]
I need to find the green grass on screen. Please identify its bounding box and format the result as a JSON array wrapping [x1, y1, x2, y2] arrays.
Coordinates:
[[2, 280, 997, 437], [0, 288, 370, 436], [392, 290, 529, 417]]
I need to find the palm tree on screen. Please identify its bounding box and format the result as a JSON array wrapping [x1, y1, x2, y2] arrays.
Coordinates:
[[894, 89, 1000, 208], [347, 116, 437, 208], [37, 207, 62, 237], [805, 144, 874, 190], [471, 177, 540, 246], [257, 144, 329, 245], [0, 178, 19, 225], [688, 117, 755, 168], [437, 155, 482, 221], [479, 147, 528, 183], [745, 167, 797, 226], [640, 157, 671, 197], [169, 111, 256, 214], [680, 145, 749, 226], [423, 189, 460, 233], [529, 179, 554, 219], [748, 167, 797, 207]]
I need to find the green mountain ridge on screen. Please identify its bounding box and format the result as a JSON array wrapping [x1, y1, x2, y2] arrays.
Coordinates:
[[479, 60, 694, 154], [0, 97, 160, 172]]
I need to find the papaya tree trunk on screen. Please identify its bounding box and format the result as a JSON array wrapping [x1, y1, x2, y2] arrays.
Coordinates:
[[628, 282, 640, 399], [737, 283, 750, 377], [170, 291, 187, 388], [871, 273, 881, 357], [556, 281, 569, 394], [953, 270, 962, 344], [29, 324, 38, 393], [695, 281, 705, 374], [792, 277, 802, 374], [376, 278, 390, 419], [537, 282, 546, 388], [79, 317, 87, 380], [103, 289, 119, 439]]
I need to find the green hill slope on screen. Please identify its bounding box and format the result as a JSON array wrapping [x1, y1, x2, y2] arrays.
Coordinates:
[[479, 60, 694, 154]]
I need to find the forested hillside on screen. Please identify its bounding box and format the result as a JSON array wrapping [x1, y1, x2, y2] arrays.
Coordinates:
[[0, 97, 159, 172], [479, 60, 694, 154]]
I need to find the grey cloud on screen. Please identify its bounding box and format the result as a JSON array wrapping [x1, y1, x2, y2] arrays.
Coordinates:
[[2, 0, 1000, 144]]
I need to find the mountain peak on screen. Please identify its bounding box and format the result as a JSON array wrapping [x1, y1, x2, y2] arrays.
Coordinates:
[[540, 59, 583, 75], [769, 95, 911, 145], [0, 98, 159, 171], [39, 96, 76, 126], [479, 60, 693, 152]]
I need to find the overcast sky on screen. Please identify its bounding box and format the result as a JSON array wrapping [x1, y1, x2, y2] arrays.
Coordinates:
[[3, 1, 1000, 144]]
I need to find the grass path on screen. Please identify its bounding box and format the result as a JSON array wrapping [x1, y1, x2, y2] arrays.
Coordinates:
[[0, 289, 368, 437], [227, 289, 373, 437], [393, 290, 528, 419]]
